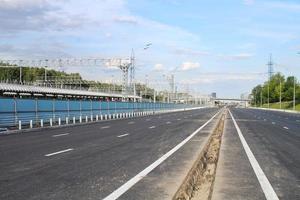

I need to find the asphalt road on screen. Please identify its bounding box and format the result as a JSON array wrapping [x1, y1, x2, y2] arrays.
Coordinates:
[[0, 107, 220, 200], [215, 108, 300, 200]]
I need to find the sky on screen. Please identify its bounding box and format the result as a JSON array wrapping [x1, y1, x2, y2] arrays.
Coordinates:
[[0, 0, 300, 98]]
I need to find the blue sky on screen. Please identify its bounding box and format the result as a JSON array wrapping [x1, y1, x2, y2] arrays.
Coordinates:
[[0, 0, 300, 98]]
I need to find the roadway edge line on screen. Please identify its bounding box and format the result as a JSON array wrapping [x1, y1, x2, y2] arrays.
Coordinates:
[[103, 109, 222, 200], [228, 109, 279, 200]]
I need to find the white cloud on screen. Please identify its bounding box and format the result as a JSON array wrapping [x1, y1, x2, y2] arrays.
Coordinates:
[[264, 1, 300, 11], [114, 16, 138, 24], [244, 0, 255, 5], [180, 62, 200, 71], [153, 63, 164, 71], [172, 48, 210, 56], [218, 53, 253, 60]]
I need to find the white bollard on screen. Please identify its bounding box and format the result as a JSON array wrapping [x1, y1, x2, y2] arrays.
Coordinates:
[[86, 116, 88, 122], [96, 115, 99, 121], [66, 117, 69, 125], [105, 114, 107, 120], [113, 114, 115, 119], [109, 114, 111, 119], [58, 118, 61, 126], [91, 115, 93, 121], [18, 120, 22, 130], [50, 118, 53, 126], [73, 117, 76, 124], [40, 119, 43, 127], [79, 116, 82, 123], [100, 115, 103, 120], [30, 120, 33, 128]]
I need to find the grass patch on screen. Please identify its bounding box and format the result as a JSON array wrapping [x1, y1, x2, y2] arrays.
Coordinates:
[[252, 101, 300, 111]]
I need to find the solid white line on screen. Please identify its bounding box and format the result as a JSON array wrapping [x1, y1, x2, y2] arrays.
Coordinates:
[[103, 109, 221, 200], [117, 133, 129, 138], [45, 148, 73, 157], [283, 126, 289, 130], [101, 126, 110, 129], [228, 110, 279, 200], [149, 126, 156, 129], [52, 133, 70, 137]]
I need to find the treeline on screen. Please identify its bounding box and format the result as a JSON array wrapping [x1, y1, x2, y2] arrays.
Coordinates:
[[251, 73, 300, 105]]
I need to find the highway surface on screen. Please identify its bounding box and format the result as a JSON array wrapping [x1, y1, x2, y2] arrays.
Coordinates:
[[212, 108, 300, 200], [0, 107, 220, 200]]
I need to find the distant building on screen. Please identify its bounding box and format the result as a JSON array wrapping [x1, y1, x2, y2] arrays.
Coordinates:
[[211, 92, 216, 98]]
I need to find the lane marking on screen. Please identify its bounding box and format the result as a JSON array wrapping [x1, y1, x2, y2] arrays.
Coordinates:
[[128, 121, 135, 124], [166, 121, 172, 124], [117, 133, 129, 138], [52, 133, 70, 137], [271, 122, 275, 125], [101, 126, 110, 129], [45, 148, 74, 157], [229, 110, 279, 200], [103, 109, 221, 200], [177, 118, 181, 121], [146, 119, 151, 121], [283, 126, 289, 130], [149, 126, 156, 129]]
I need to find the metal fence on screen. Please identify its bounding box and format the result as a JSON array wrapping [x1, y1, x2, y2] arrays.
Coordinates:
[[0, 97, 193, 129]]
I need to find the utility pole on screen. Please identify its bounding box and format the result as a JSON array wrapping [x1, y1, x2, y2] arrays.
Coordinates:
[[267, 54, 274, 108], [280, 78, 282, 109], [293, 76, 296, 110], [260, 89, 262, 107]]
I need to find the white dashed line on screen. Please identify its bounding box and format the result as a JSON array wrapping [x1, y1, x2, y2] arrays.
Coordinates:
[[283, 126, 289, 130], [271, 122, 275, 125], [149, 126, 156, 129], [52, 133, 70, 137], [117, 133, 129, 138], [177, 118, 181, 121], [45, 148, 73, 157], [101, 126, 110, 129], [146, 119, 151, 121], [166, 121, 172, 124], [229, 110, 279, 200], [128, 121, 135, 124]]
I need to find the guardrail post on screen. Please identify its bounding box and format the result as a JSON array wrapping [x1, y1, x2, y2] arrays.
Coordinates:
[[18, 120, 22, 130], [79, 116, 82, 123], [96, 115, 99, 121], [30, 120, 33, 129], [58, 118, 61, 126], [100, 115, 103, 120], [66, 117, 69, 125], [73, 117, 76, 124], [50, 118, 53, 126], [85, 116, 88, 122], [91, 115, 93, 121], [40, 119, 43, 127]]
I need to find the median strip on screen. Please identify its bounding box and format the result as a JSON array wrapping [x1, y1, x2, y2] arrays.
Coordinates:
[[45, 148, 74, 157], [149, 126, 156, 129]]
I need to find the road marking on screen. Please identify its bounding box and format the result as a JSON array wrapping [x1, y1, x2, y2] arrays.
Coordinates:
[[103, 109, 221, 200], [128, 121, 135, 124], [229, 110, 279, 200], [166, 121, 172, 124], [177, 118, 181, 121], [146, 119, 151, 121], [283, 126, 289, 130], [45, 148, 74, 157], [117, 133, 129, 138], [52, 133, 70, 137], [149, 126, 156, 129], [101, 126, 110, 129], [271, 122, 276, 125]]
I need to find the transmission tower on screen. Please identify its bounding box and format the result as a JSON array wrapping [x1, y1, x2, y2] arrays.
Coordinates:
[[267, 54, 274, 80]]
